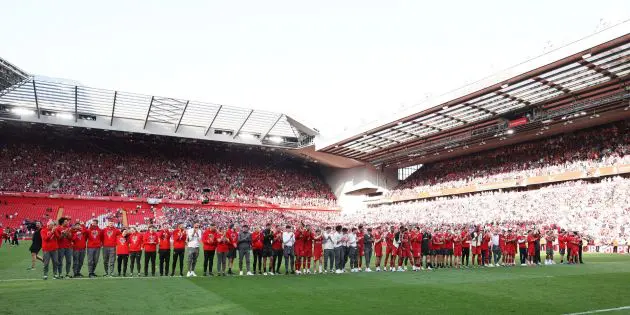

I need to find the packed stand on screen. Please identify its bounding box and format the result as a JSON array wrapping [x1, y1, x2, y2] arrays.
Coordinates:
[[0, 127, 336, 208], [390, 120, 630, 199]]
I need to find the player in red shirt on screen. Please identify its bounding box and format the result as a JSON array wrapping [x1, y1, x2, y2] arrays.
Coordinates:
[[356, 225, 365, 270], [453, 232, 462, 268], [41, 220, 59, 280], [202, 223, 219, 276], [157, 224, 171, 276], [383, 226, 397, 271], [373, 226, 384, 271], [544, 230, 556, 265], [216, 226, 230, 276], [86, 219, 102, 278], [312, 228, 324, 273], [432, 228, 445, 268], [558, 229, 567, 264], [396, 226, 412, 271], [116, 228, 129, 277], [143, 225, 159, 277], [304, 225, 315, 273], [461, 228, 471, 267], [444, 230, 454, 268], [55, 217, 73, 278], [102, 221, 121, 277], [272, 226, 284, 274], [480, 230, 490, 267], [126, 227, 143, 276], [526, 230, 537, 266], [410, 227, 422, 271], [71, 222, 88, 277], [226, 224, 238, 275], [251, 226, 264, 275], [171, 223, 186, 277]]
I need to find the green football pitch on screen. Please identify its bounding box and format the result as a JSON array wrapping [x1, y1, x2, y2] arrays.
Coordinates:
[[1, 242, 629, 315]]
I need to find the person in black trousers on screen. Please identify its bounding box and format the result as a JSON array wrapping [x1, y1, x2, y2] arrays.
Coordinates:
[[28, 222, 44, 270], [202, 224, 217, 276]]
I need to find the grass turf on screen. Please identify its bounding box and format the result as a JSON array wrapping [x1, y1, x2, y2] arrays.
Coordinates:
[[1, 242, 629, 314]]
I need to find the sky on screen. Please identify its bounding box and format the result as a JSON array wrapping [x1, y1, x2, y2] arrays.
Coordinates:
[[1, 0, 628, 139]]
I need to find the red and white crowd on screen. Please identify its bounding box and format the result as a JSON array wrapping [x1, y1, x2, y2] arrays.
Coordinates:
[[0, 135, 336, 208], [389, 120, 630, 199]]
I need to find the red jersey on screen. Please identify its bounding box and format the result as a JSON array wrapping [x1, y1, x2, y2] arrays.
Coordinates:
[[251, 231, 263, 250], [116, 235, 129, 255], [41, 227, 58, 252], [172, 229, 187, 249], [55, 226, 73, 249], [86, 226, 103, 249], [217, 232, 230, 253], [444, 233, 453, 250], [517, 235, 527, 248], [158, 230, 171, 250], [102, 227, 120, 247], [71, 227, 88, 250], [128, 232, 143, 252], [481, 234, 490, 250], [143, 231, 159, 252], [226, 229, 238, 248], [272, 231, 283, 250], [527, 234, 536, 248], [558, 235, 566, 249], [313, 234, 323, 252], [461, 231, 471, 247], [202, 229, 218, 251], [374, 232, 383, 246], [385, 232, 395, 247], [356, 231, 365, 249]]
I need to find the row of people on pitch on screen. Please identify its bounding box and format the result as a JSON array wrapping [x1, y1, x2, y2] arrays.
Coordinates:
[[38, 218, 586, 280], [39, 218, 206, 279]]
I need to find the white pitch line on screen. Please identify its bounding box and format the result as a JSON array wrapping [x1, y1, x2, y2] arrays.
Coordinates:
[[563, 306, 630, 315], [0, 276, 170, 282]]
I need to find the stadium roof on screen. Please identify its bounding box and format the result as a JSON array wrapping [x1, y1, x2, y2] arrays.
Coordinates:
[[318, 24, 630, 166], [0, 69, 317, 149], [0, 57, 28, 92]]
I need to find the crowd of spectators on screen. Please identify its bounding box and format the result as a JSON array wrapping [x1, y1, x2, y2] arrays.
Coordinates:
[[154, 177, 629, 246], [0, 131, 336, 208], [346, 176, 630, 246], [390, 120, 630, 199]]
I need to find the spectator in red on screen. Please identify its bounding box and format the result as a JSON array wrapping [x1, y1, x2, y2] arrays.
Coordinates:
[[86, 219, 102, 278], [41, 220, 59, 280], [143, 225, 158, 277]]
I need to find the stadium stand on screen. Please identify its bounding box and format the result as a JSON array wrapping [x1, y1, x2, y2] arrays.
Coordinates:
[[0, 125, 337, 209], [389, 120, 630, 200]]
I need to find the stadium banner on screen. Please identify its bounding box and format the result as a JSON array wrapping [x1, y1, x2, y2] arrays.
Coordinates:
[[618, 164, 630, 174], [476, 180, 519, 191], [508, 117, 528, 128], [587, 245, 628, 253]]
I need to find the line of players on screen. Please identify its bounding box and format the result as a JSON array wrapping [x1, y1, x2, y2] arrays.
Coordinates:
[[36, 217, 584, 280]]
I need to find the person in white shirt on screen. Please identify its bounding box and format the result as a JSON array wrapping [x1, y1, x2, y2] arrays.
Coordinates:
[[322, 226, 335, 273], [282, 225, 296, 275], [186, 223, 201, 277], [491, 229, 501, 266], [333, 225, 344, 273], [348, 227, 358, 272]]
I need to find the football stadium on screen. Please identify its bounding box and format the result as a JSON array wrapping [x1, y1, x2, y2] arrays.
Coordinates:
[[1, 3, 630, 315]]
